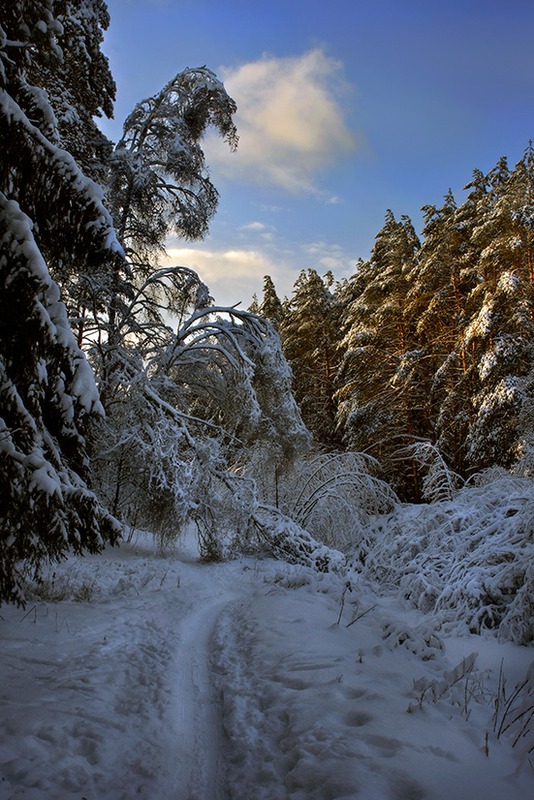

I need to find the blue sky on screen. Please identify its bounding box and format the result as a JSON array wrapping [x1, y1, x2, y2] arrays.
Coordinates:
[[101, 0, 534, 306]]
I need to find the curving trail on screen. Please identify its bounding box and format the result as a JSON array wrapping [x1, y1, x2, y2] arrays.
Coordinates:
[[1, 533, 533, 800], [0, 537, 253, 800]]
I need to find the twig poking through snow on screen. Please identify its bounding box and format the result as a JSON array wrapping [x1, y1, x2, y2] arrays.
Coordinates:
[[346, 604, 377, 628]]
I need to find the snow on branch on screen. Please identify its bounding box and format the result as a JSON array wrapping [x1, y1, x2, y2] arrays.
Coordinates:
[[0, 90, 123, 261], [252, 505, 346, 573], [359, 469, 534, 645]]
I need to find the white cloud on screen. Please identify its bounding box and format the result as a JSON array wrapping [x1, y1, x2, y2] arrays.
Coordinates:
[[239, 221, 274, 233], [164, 238, 356, 308], [239, 221, 277, 242], [301, 240, 355, 275], [205, 49, 358, 194], [164, 245, 281, 306]]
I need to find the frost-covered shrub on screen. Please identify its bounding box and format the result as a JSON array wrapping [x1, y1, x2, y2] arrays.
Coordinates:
[[492, 662, 534, 756], [358, 470, 534, 644], [382, 619, 444, 661], [279, 452, 398, 553], [403, 441, 463, 502], [409, 653, 479, 712]]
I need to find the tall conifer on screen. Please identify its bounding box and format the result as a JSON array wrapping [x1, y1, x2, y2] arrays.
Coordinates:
[[0, 0, 120, 603], [280, 269, 341, 448], [336, 213, 420, 495]]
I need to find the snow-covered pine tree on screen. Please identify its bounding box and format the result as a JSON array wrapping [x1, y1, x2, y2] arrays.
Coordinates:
[[335, 212, 421, 497], [280, 269, 342, 448], [404, 191, 475, 475], [258, 275, 285, 329], [426, 166, 501, 476], [421, 153, 534, 476], [463, 146, 534, 470], [0, 0, 121, 603], [248, 293, 260, 314]]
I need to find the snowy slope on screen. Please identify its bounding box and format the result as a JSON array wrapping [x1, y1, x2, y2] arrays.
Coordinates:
[[0, 530, 533, 800]]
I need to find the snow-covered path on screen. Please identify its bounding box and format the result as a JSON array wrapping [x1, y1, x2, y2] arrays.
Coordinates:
[[171, 573, 246, 800], [0, 535, 254, 800], [1, 532, 533, 800]]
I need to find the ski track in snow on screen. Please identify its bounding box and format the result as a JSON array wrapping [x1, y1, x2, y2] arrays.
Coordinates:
[[174, 590, 245, 800], [1, 532, 533, 800], [0, 536, 253, 800]]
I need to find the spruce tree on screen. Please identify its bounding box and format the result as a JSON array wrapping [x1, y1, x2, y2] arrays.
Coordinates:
[[27, 0, 116, 345], [25, 0, 116, 182], [259, 275, 285, 328], [0, 0, 120, 603]]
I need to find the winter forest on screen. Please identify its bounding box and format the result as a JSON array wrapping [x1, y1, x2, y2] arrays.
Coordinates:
[[1, 2, 533, 799]]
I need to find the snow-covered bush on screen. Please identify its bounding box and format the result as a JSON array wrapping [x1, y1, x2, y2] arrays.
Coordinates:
[[402, 441, 463, 502], [278, 451, 398, 553], [382, 618, 444, 661], [357, 469, 534, 644], [409, 652, 479, 711]]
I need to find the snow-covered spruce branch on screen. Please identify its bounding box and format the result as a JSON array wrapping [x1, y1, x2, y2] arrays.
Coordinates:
[[0, 92, 123, 261]]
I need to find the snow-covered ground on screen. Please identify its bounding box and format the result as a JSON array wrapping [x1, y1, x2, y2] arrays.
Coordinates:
[[1, 529, 533, 800]]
